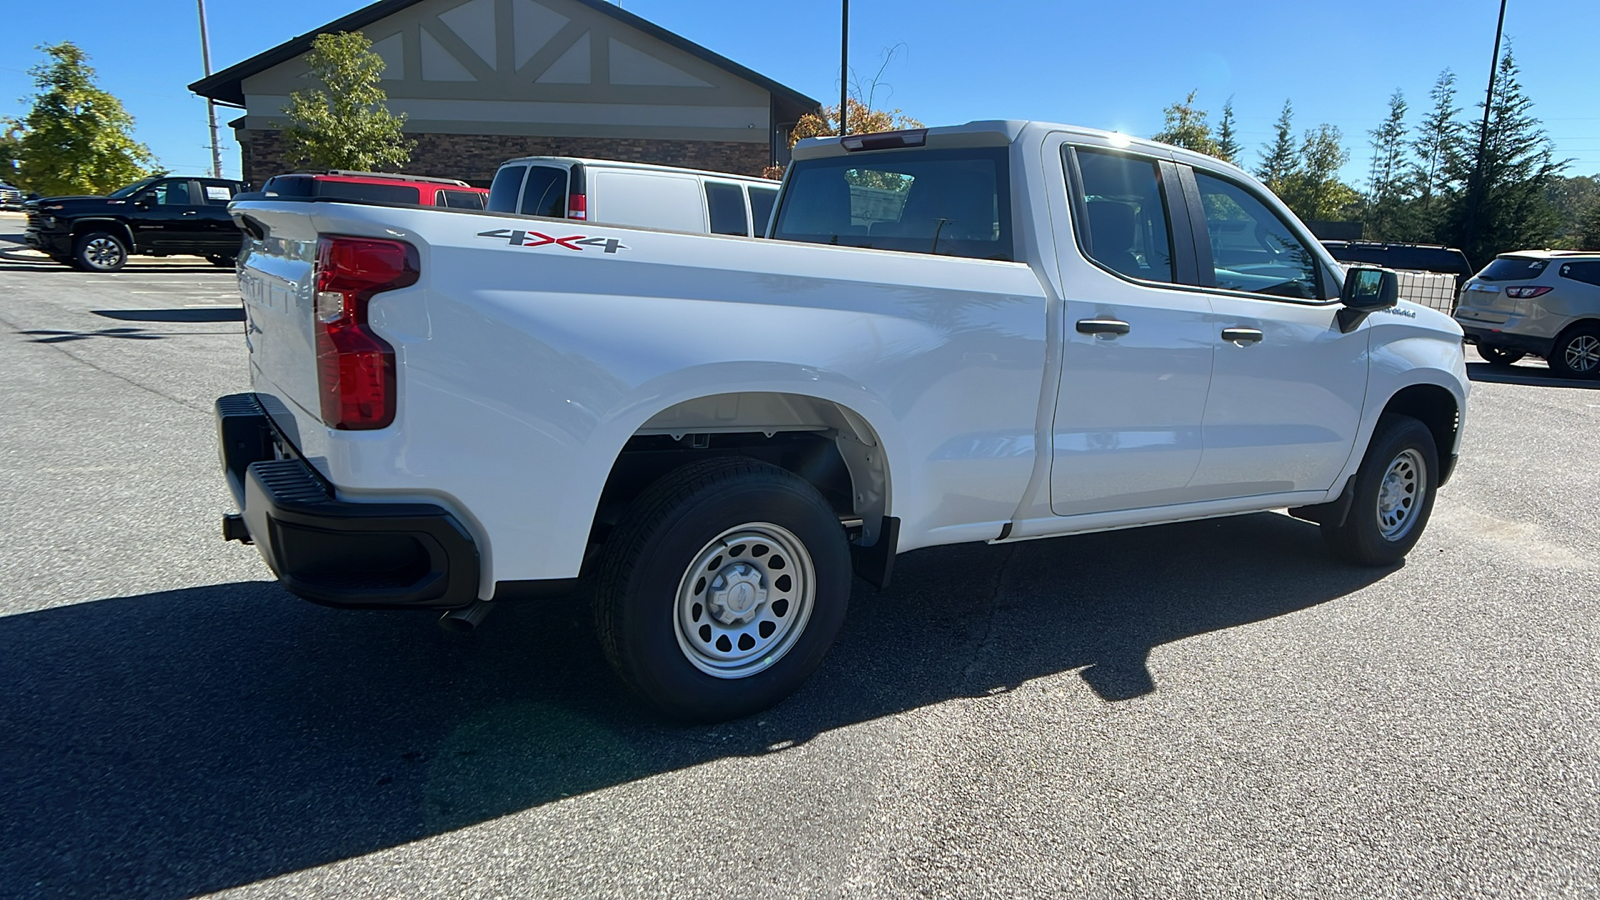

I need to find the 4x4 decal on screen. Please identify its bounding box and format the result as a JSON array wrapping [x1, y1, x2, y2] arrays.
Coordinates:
[[477, 228, 627, 254]]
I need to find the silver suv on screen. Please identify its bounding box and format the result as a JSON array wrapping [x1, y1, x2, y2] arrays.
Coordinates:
[[1455, 250, 1600, 379]]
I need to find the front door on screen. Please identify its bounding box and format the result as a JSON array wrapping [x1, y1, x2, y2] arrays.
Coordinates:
[[127, 178, 208, 251], [1050, 147, 1215, 516], [1182, 168, 1366, 498]]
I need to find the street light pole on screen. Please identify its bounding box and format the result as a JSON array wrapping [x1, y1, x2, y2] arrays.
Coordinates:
[[1465, 0, 1509, 260], [840, 0, 849, 136], [197, 0, 223, 178]]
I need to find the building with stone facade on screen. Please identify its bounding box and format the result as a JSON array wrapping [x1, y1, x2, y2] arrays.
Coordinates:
[[189, 0, 820, 186]]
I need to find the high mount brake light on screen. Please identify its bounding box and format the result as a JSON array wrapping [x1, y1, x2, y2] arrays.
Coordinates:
[[840, 129, 928, 152], [1505, 285, 1552, 299], [313, 236, 418, 430]]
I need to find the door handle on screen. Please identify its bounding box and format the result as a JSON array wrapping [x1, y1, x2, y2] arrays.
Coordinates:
[[1076, 318, 1131, 336], [1221, 327, 1264, 345], [182, 210, 198, 216]]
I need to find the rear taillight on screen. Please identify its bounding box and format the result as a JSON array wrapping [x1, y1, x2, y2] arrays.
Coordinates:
[[567, 193, 587, 220], [1505, 285, 1552, 299], [313, 236, 418, 430]]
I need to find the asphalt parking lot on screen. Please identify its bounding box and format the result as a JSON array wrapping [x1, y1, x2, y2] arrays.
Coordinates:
[[2, 214, 1597, 899]]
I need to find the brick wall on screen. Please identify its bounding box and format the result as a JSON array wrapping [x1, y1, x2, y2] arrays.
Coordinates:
[[238, 129, 772, 187]]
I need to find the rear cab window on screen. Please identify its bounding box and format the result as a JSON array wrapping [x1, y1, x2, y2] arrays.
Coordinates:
[[314, 180, 421, 204], [772, 147, 1012, 261]]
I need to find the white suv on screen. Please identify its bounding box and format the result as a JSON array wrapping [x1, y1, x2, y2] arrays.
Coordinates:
[[1455, 250, 1600, 378]]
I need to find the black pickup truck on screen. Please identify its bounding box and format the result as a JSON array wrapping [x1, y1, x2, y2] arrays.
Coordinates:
[[24, 175, 248, 272]]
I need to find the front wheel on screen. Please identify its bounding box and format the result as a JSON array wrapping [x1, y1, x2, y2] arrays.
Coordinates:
[[1323, 414, 1439, 567], [1548, 324, 1600, 379], [1476, 345, 1525, 366], [595, 458, 850, 722], [73, 231, 128, 272]]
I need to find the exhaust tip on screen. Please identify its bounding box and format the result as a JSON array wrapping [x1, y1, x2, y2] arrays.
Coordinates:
[[439, 600, 493, 633]]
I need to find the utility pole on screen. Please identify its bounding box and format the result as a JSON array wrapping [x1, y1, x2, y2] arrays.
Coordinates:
[[197, 0, 223, 178], [1464, 0, 1508, 261], [840, 0, 849, 136]]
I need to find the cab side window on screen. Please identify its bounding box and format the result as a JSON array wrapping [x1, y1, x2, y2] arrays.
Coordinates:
[[1193, 172, 1321, 300], [149, 179, 193, 206], [1074, 149, 1174, 283], [705, 182, 748, 236]]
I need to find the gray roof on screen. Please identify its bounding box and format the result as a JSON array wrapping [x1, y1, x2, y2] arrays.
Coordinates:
[[188, 0, 820, 123]]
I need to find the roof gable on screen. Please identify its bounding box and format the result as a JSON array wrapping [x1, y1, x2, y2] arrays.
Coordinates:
[[190, 0, 818, 122]]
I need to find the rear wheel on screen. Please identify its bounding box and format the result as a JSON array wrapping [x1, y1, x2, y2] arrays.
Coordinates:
[[73, 231, 127, 272], [1548, 324, 1600, 379], [1476, 345, 1524, 366], [594, 457, 850, 722], [1323, 414, 1439, 567]]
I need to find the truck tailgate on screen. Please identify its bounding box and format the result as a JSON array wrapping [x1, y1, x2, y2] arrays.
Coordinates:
[[236, 209, 324, 442]]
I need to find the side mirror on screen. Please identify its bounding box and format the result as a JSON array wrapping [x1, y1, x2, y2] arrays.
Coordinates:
[[1337, 266, 1399, 333], [134, 193, 156, 209]]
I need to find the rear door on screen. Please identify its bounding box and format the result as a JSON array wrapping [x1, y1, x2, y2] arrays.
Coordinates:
[[194, 180, 243, 252], [1050, 145, 1215, 516]]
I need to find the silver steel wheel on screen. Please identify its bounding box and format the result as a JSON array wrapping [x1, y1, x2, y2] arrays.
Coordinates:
[[83, 237, 125, 270], [1376, 448, 1426, 540], [673, 522, 815, 680], [1563, 334, 1600, 374]]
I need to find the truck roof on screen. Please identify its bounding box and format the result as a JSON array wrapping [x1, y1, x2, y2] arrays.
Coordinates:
[[791, 119, 1256, 182]]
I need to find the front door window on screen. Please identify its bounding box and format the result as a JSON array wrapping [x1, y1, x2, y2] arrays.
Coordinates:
[[1192, 172, 1321, 300]]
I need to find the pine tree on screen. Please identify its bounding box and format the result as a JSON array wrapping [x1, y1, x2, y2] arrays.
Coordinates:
[[1151, 90, 1220, 157], [1402, 69, 1463, 241], [1364, 90, 1409, 240], [1215, 98, 1241, 165], [1440, 48, 1566, 266], [1256, 100, 1299, 195], [280, 32, 413, 171], [15, 43, 157, 196]]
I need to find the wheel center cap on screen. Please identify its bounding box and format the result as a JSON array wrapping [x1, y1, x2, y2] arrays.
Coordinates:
[[708, 563, 766, 625]]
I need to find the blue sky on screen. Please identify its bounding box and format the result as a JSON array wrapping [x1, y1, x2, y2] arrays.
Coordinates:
[[3, 0, 1596, 185]]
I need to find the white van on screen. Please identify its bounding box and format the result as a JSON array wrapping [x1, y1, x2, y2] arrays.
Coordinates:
[[485, 157, 781, 238]]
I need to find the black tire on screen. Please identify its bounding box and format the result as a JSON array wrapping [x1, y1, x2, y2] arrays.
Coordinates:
[[1547, 323, 1600, 379], [1476, 345, 1524, 366], [595, 457, 850, 723], [73, 231, 128, 272], [1323, 414, 1439, 567]]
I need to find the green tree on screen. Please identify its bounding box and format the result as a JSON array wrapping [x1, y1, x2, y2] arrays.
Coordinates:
[[1256, 100, 1300, 195], [1439, 48, 1565, 266], [13, 42, 156, 196], [1578, 201, 1600, 249], [1544, 174, 1600, 247], [1363, 90, 1409, 240], [1280, 124, 1358, 221], [1215, 98, 1241, 165], [1401, 69, 1464, 241], [1151, 90, 1220, 157], [280, 32, 413, 171]]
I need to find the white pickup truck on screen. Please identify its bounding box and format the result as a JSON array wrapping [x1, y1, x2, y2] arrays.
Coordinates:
[[218, 121, 1469, 721]]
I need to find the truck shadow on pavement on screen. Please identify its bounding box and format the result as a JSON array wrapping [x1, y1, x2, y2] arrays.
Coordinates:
[[1465, 361, 1600, 389], [0, 513, 1387, 898]]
